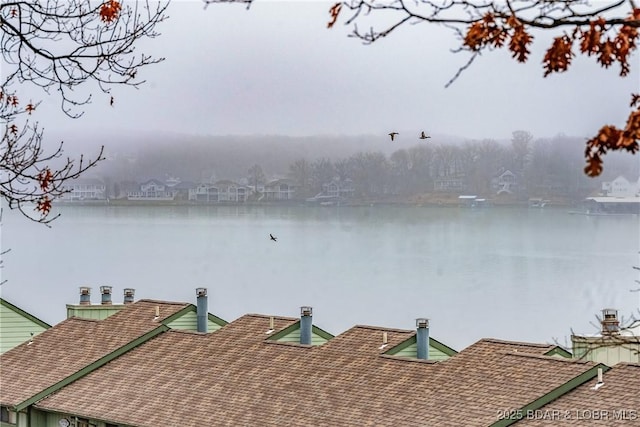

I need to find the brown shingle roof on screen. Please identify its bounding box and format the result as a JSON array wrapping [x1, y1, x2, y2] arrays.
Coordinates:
[[0, 300, 188, 407], [34, 315, 598, 427], [515, 363, 640, 425]]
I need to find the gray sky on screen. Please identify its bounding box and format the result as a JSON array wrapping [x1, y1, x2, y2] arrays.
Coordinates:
[[31, 1, 640, 141]]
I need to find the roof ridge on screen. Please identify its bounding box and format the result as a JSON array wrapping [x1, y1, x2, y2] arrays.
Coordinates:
[[352, 324, 413, 333], [244, 313, 298, 321], [479, 338, 554, 348], [503, 352, 591, 364], [136, 299, 190, 306]]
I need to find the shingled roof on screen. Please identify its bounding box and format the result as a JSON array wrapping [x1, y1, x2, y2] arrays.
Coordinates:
[[33, 315, 601, 427], [515, 363, 640, 426], [0, 299, 189, 409]]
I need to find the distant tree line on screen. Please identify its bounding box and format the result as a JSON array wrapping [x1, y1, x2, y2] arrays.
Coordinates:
[[99, 132, 639, 201]]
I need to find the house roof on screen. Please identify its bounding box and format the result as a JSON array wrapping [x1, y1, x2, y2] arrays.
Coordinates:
[[33, 316, 600, 427], [0, 300, 188, 408], [515, 363, 640, 425]]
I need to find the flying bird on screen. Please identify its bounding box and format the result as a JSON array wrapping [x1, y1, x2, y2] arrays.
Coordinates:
[[419, 131, 431, 140], [388, 132, 398, 141], [270, 233, 277, 242]]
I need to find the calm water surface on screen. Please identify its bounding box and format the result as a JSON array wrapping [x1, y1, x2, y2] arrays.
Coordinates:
[[2, 204, 639, 350]]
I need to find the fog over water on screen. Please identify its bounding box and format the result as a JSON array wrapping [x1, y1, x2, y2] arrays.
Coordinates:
[[3, 205, 638, 351], [2, 1, 639, 352]]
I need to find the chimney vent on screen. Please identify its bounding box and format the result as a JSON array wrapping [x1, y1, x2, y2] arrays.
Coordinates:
[[266, 316, 275, 334], [79, 287, 91, 305], [196, 288, 208, 333], [100, 286, 113, 305], [123, 288, 135, 304], [416, 318, 430, 360], [300, 306, 313, 345], [601, 308, 619, 334]]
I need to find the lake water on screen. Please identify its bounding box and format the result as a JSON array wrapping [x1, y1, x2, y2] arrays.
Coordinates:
[[1, 204, 639, 351]]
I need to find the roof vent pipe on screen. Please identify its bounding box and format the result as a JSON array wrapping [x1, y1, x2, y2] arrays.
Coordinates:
[[416, 318, 430, 360], [300, 306, 313, 345], [123, 288, 135, 304], [100, 286, 113, 305], [196, 288, 208, 333], [79, 287, 91, 305]]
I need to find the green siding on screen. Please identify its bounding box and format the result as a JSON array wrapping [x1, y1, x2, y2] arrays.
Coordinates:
[[0, 303, 49, 354], [393, 342, 451, 361], [275, 327, 330, 345], [166, 310, 223, 332], [66, 304, 125, 321]]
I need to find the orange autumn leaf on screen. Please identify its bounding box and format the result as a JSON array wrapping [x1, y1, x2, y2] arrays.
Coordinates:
[[99, 0, 122, 24], [25, 102, 36, 115], [579, 18, 604, 56], [35, 196, 52, 216], [327, 3, 342, 29], [37, 168, 53, 191], [9, 124, 18, 135], [9, 95, 18, 107], [542, 35, 574, 76], [508, 24, 533, 62]]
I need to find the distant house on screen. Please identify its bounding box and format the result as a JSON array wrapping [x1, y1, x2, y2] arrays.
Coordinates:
[[264, 178, 297, 201], [58, 178, 106, 201], [171, 181, 197, 201], [322, 178, 355, 199], [127, 179, 176, 201], [491, 169, 519, 195], [433, 175, 466, 192], [188, 181, 247, 203], [0, 298, 50, 354], [602, 175, 640, 197]]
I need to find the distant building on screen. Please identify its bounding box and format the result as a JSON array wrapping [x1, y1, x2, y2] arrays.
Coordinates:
[[188, 180, 248, 203], [57, 178, 106, 201], [491, 169, 519, 195], [264, 178, 297, 201], [434, 174, 466, 192], [602, 175, 640, 197], [127, 179, 176, 200]]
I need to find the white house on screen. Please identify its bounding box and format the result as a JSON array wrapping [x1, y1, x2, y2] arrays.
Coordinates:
[[127, 179, 176, 200], [602, 176, 640, 197], [58, 178, 106, 201]]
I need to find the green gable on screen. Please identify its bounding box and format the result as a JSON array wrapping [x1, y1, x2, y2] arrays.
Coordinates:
[[165, 309, 226, 332], [268, 321, 334, 345], [385, 335, 457, 361], [0, 298, 51, 354], [543, 346, 572, 358]]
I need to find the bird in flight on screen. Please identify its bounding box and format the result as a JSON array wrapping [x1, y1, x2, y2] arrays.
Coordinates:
[[270, 233, 277, 242], [388, 132, 398, 141], [419, 131, 431, 140]]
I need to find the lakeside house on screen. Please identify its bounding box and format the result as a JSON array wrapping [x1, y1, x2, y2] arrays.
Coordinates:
[[264, 178, 297, 201], [601, 176, 640, 197], [188, 180, 248, 203], [4, 290, 638, 426], [491, 169, 520, 195], [127, 179, 176, 201], [57, 178, 106, 201]]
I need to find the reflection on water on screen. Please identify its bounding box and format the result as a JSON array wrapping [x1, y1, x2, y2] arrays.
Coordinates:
[[2, 204, 639, 351]]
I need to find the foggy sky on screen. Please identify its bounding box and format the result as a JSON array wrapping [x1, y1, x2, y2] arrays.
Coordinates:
[[20, 1, 640, 142]]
